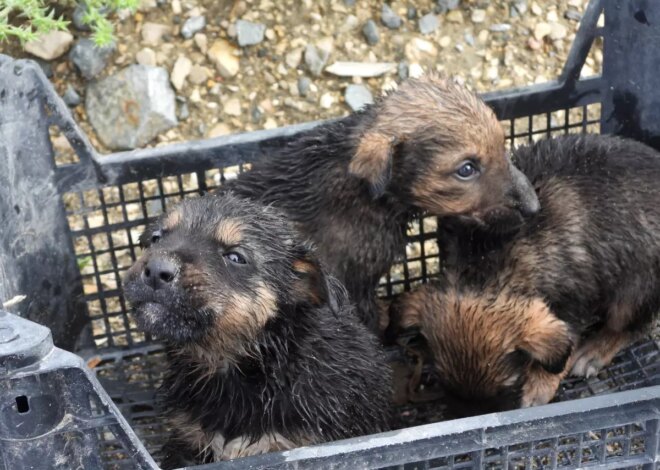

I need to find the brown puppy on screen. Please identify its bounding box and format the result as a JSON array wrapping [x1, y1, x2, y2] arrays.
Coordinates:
[[392, 282, 574, 416], [391, 134, 660, 416], [219, 74, 539, 333]]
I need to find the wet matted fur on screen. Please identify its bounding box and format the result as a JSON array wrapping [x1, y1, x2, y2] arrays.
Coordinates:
[[409, 134, 660, 413], [122, 193, 391, 468], [391, 282, 574, 416], [218, 74, 539, 333]]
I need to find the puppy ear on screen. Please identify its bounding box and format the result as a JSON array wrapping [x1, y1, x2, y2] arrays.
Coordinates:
[[349, 132, 398, 199], [291, 252, 341, 313], [519, 299, 574, 374]]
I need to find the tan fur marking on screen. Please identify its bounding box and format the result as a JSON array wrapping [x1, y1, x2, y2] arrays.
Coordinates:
[[521, 362, 568, 408], [218, 433, 298, 461], [169, 411, 211, 456], [163, 209, 182, 230], [181, 281, 278, 374], [570, 328, 638, 378], [214, 218, 244, 246], [349, 132, 393, 185]]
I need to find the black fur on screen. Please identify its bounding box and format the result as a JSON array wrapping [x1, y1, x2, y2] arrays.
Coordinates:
[[123, 194, 391, 468], [219, 112, 408, 333]]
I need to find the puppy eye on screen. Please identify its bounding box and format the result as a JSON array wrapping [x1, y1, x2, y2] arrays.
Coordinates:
[[151, 229, 163, 244], [455, 161, 479, 180], [224, 252, 247, 264]]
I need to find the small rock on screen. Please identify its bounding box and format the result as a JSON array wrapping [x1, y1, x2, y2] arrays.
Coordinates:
[[251, 106, 263, 123], [490, 23, 512, 32], [178, 101, 189, 120], [455, 43, 464, 52], [362, 20, 380, 45], [381, 4, 402, 29], [419, 13, 440, 34], [445, 10, 464, 24], [564, 9, 582, 21], [263, 118, 278, 130], [86, 65, 177, 150], [136, 47, 157, 66], [73, 3, 92, 31], [62, 85, 82, 107], [304, 44, 330, 76], [407, 6, 417, 20], [340, 14, 359, 32], [567, 0, 581, 6], [471, 9, 486, 23], [534, 22, 552, 40], [141, 23, 171, 46], [438, 0, 460, 11], [405, 37, 438, 61], [320, 93, 335, 109], [464, 33, 475, 46], [531, 2, 543, 15], [139, 0, 157, 11], [527, 37, 543, 50], [550, 23, 568, 40], [236, 19, 266, 46], [285, 48, 304, 69], [510, 0, 527, 17], [189, 65, 210, 85], [298, 77, 312, 96], [484, 65, 499, 81], [194, 33, 208, 53], [224, 97, 241, 116], [208, 123, 231, 138], [207, 39, 240, 78], [398, 62, 409, 80], [409, 63, 424, 78], [170, 55, 192, 91], [325, 61, 397, 78], [172, 0, 182, 14], [24, 30, 73, 60], [69, 38, 115, 80], [439, 36, 451, 48], [344, 84, 373, 111], [546, 10, 559, 22], [181, 15, 206, 39]]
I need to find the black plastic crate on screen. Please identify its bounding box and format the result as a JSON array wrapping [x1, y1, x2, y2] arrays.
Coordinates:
[[1, 0, 660, 468]]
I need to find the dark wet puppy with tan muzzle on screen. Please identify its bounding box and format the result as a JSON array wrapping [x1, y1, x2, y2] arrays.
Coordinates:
[[123, 193, 391, 469], [220, 74, 539, 333]]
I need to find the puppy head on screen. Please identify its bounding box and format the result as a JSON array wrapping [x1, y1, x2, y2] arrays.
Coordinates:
[[122, 193, 337, 352], [349, 74, 539, 232], [396, 284, 573, 417]]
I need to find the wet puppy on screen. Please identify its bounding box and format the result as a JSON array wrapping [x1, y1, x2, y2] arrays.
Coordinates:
[[123, 193, 391, 468], [392, 281, 574, 416], [437, 134, 660, 381], [220, 74, 539, 333]]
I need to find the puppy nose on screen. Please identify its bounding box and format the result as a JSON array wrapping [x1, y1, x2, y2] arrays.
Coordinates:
[[142, 258, 177, 290]]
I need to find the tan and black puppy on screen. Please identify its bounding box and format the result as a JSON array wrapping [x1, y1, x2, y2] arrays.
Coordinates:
[[220, 74, 539, 333], [123, 193, 391, 469], [392, 282, 574, 416], [399, 135, 660, 409]]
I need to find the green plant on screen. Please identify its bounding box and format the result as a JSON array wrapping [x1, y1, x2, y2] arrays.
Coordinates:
[[0, 0, 139, 46]]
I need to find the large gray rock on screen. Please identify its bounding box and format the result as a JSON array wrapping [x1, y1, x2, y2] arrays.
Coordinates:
[[69, 38, 115, 80], [86, 65, 177, 150]]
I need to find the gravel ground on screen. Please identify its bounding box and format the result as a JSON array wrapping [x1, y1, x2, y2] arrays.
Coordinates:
[[2, 0, 599, 153]]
